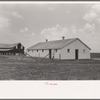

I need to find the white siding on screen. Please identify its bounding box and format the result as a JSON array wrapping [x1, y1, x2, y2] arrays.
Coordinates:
[[53, 49, 61, 59], [60, 39, 90, 59], [27, 49, 62, 59], [27, 49, 49, 58]]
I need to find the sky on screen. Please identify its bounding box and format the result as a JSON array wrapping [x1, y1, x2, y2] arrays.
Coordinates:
[[0, 2, 100, 52]]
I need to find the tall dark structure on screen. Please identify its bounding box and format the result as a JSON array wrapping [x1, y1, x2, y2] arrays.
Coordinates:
[[0, 43, 24, 55]]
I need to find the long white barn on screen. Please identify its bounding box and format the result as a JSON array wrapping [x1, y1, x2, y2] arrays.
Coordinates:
[[27, 37, 91, 60]]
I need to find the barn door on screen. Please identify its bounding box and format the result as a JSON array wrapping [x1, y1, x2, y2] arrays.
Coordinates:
[[49, 49, 52, 59], [75, 49, 78, 60]]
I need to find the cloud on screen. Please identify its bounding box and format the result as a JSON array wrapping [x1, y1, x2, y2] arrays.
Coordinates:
[[84, 23, 95, 31], [83, 4, 100, 25], [40, 24, 69, 40], [40, 24, 86, 41], [41, 23, 96, 41], [82, 4, 100, 36], [24, 27, 28, 31], [83, 11, 98, 22], [70, 25, 78, 34], [92, 4, 100, 12], [40, 23, 98, 51], [20, 27, 28, 33], [12, 11, 24, 19]]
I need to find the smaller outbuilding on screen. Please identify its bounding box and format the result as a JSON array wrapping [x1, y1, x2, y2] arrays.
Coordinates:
[[27, 37, 91, 60], [0, 43, 25, 55]]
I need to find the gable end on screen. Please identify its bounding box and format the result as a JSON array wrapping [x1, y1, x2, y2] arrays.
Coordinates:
[[60, 38, 91, 50], [77, 38, 91, 50]]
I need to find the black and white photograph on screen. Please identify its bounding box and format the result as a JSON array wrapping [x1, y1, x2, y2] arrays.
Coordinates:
[[0, 1, 100, 99], [0, 2, 99, 80]]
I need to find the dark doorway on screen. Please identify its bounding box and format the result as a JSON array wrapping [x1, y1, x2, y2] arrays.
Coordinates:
[[75, 49, 79, 60], [49, 49, 52, 59]]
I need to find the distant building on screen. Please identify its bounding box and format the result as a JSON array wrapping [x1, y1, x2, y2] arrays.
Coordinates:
[[0, 43, 24, 55], [27, 37, 91, 60]]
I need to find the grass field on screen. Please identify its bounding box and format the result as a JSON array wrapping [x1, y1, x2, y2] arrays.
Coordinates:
[[0, 55, 100, 80]]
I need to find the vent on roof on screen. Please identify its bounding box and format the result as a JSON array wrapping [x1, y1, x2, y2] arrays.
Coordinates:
[[62, 36, 65, 40], [46, 39, 48, 42]]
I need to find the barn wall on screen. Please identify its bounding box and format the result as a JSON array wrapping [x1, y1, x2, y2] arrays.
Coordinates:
[[27, 49, 62, 59], [27, 50, 49, 58], [53, 49, 61, 59], [60, 39, 90, 59], [39, 50, 49, 58]]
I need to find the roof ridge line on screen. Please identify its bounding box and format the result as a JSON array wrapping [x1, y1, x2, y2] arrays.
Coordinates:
[[40, 37, 78, 43]]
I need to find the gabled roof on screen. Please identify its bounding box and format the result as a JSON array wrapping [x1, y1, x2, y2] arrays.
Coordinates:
[[27, 38, 91, 50], [0, 43, 21, 49]]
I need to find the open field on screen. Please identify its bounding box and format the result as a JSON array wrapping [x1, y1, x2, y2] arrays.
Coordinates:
[[91, 53, 100, 59], [0, 55, 100, 80]]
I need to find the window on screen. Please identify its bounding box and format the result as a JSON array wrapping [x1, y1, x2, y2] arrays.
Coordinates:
[[67, 49, 70, 53], [55, 49, 57, 52], [42, 50, 44, 52], [83, 49, 85, 53], [37, 50, 38, 52]]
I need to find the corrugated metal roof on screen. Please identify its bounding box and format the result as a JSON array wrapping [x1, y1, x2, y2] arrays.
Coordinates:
[[0, 43, 20, 49], [27, 38, 80, 50], [0, 49, 12, 51], [27, 38, 91, 50]]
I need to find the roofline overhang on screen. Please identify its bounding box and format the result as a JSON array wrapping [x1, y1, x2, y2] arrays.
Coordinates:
[[0, 47, 14, 49], [27, 48, 61, 50], [27, 38, 91, 51]]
